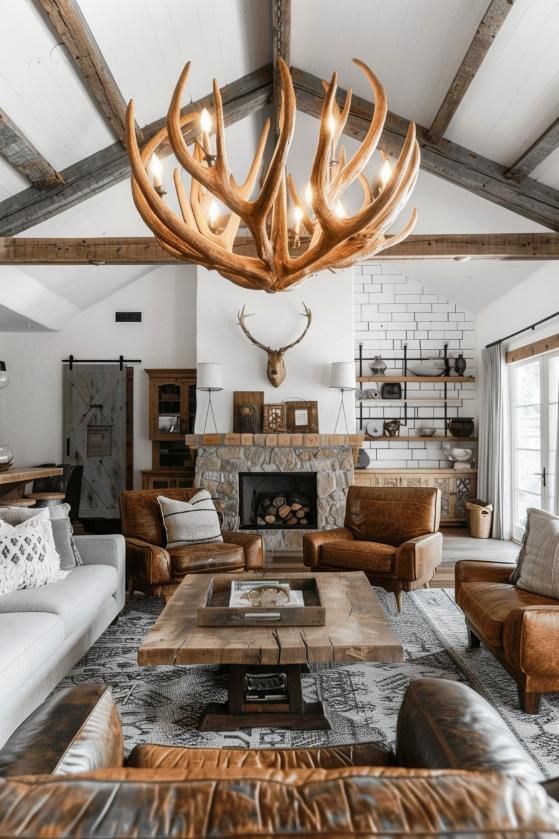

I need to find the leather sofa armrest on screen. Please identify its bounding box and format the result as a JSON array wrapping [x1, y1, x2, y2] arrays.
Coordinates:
[[455, 560, 515, 600], [0, 686, 123, 778], [396, 677, 542, 782], [302, 528, 354, 568], [504, 606, 559, 676], [394, 532, 442, 581], [221, 531, 264, 570], [124, 537, 172, 586], [75, 534, 125, 611]]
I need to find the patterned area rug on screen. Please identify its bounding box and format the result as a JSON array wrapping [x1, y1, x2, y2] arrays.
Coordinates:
[[58, 588, 559, 778]]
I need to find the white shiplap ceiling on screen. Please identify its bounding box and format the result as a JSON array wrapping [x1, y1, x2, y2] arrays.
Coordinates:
[[0, 0, 558, 328]]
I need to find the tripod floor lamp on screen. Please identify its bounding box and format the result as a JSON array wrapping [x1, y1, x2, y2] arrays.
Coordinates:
[[197, 363, 223, 433], [330, 361, 356, 434]]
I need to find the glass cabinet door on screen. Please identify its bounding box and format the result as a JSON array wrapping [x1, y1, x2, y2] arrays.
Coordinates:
[[156, 382, 182, 436]]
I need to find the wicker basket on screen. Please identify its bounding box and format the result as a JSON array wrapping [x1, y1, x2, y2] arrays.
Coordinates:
[[465, 499, 493, 539]]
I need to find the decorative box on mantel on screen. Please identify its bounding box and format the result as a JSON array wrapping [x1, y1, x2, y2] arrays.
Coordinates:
[[186, 434, 363, 551]]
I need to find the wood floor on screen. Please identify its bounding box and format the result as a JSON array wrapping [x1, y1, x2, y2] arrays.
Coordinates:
[[267, 528, 519, 588]]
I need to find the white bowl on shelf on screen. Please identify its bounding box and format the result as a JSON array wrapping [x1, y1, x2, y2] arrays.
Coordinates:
[[408, 359, 445, 377], [418, 427, 436, 437]]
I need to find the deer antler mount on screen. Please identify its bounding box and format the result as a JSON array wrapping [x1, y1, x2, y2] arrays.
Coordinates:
[[237, 304, 312, 387]]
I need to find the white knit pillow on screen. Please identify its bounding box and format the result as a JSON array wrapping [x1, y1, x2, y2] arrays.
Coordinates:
[[158, 491, 223, 548], [0, 510, 68, 595], [514, 508, 559, 598]]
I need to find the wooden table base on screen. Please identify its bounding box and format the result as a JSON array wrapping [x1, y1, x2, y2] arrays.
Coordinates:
[[198, 664, 331, 731]]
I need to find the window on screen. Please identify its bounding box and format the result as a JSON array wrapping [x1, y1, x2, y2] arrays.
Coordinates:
[[510, 353, 559, 540]]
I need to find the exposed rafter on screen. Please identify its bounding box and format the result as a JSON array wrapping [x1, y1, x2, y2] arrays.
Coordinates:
[[0, 109, 63, 188], [427, 0, 515, 145], [292, 67, 559, 231], [505, 115, 559, 183], [272, 0, 291, 135], [33, 0, 136, 142], [0, 66, 273, 237], [1, 233, 558, 265]]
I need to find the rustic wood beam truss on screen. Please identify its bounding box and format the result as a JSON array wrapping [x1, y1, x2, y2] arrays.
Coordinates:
[[272, 0, 291, 136], [2, 233, 558, 265], [0, 66, 273, 237], [427, 0, 515, 145], [292, 67, 559, 231], [505, 115, 559, 183], [0, 109, 63, 188], [33, 0, 133, 142]]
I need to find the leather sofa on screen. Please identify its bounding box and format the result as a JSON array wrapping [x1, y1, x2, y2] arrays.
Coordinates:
[[456, 559, 559, 713], [303, 485, 442, 611], [0, 678, 557, 837], [120, 488, 264, 596], [0, 534, 125, 748]]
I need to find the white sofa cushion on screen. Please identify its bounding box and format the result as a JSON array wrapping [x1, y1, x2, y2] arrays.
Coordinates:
[[0, 612, 65, 682], [0, 512, 67, 595], [0, 565, 117, 637]]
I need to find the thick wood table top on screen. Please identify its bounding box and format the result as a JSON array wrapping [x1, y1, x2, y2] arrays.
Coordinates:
[[139, 571, 403, 667], [0, 466, 63, 486]]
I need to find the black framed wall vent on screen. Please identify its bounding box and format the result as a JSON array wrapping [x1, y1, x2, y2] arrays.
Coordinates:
[[115, 312, 142, 322]]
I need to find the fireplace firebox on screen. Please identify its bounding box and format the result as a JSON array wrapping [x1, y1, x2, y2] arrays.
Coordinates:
[[238, 472, 318, 530]]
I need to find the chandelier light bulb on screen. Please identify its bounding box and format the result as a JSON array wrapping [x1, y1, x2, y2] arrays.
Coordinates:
[[334, 200, 346, 219], [304, 183, 313, 205], [327, 114, 336, 136], [208, 198, 220, 229], [148, 153, 163, 187], [200, 108, 212, 134], [380, 157, 392, 188]]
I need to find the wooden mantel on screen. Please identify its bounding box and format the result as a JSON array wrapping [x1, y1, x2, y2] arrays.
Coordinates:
[[185, 433, 364, 448], [2, 233, 559, 265]]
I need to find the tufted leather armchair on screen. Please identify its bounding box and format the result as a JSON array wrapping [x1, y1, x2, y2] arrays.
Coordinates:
[[456, 559, 559, 714], [0, 679, 557, 836], [120, 488, 264, 597], [303, 485, 442, 611]]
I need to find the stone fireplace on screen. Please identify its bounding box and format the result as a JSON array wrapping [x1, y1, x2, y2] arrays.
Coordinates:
[[239, 472, 318, 530], [187, 433, 360, 551]]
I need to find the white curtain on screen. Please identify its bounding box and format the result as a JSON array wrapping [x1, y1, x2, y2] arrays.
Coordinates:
[[555, 381, 559, 516], [478, 344, 510, 539]]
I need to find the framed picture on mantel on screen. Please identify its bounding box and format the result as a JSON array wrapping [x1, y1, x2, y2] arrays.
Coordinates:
[[285, 400, 319, 434], [233, 391, 264, 433]]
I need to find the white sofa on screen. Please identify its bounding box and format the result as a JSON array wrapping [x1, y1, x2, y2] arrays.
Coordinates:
[[0, 534, 125, 747]]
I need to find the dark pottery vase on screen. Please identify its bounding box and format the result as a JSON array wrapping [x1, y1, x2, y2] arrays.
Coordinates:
[[454, 354, 467, 376], [356, 448, 370, 469], [448, 418, 474, 438]]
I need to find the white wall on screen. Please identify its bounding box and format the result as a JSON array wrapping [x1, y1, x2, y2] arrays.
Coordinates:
[[477, 262, 559, 352], [195, 266, 355, 433], [0, 265, 196, 486]]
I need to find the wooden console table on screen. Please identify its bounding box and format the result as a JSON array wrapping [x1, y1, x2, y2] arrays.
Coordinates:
[[0, 466, 63, 498]]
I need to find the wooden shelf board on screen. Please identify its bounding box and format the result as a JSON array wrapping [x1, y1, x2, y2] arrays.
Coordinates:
[[358, 397, 464, 404], [357, 376, 475, 383], [363, 435, 477, 442]]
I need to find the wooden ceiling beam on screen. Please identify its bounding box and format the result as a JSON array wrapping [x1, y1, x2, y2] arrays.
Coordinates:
[[272, 0, 291, 135], [427, 0, 515, 145], [0, 109, 63, 188], [292, 66, 559, 231], [0, 66, 273, 236], [1, 233, 558, 265], [505, 115, 559, 183], [33, 0, 133, 142]]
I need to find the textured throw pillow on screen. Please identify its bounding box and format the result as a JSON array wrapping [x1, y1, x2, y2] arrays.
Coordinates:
[[512, 507, 559, 598], [0, 513, 68, 596], [0, 503, 82, 569], [158, 491, 223, 548]]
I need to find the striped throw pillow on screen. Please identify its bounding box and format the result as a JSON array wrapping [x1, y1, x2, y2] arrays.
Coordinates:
[[158, 491, 223, 549], [514, 507, 559, 599]]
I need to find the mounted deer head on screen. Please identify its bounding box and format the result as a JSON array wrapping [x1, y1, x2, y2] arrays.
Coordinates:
[[237, 303, 312, 388]]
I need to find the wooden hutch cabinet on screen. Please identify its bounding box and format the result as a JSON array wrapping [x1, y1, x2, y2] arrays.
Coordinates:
[[141, 369, 197, 490], [352, 468, 477, 525]]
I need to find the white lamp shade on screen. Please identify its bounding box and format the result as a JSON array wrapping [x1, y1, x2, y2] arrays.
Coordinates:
[[197, 363, 223, 391], [329, 361, 356, 391]]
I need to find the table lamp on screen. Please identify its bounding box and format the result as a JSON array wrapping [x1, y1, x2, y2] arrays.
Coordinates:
[[330, 361, 356, 434], [197, 363, 223, 433]]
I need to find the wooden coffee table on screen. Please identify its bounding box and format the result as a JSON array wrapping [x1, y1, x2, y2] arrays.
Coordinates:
[[138, 571, 403, 731]]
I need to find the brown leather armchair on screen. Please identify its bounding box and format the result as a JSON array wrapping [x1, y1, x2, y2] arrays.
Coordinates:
[[303, 485, 442, 611], [455, 559, 559, 714], [120, 488, 264, 596]]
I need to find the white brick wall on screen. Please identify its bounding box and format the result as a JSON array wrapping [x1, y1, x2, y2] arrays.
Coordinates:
[[355, 264, 477, 470]]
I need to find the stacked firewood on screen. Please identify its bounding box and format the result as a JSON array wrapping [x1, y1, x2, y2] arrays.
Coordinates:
[[257, 495, 311, 527]]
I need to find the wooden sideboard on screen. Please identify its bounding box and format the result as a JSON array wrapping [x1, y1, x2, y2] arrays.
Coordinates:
[[352, 468, 477, 526]]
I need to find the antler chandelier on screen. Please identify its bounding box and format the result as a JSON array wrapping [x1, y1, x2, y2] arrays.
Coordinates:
[[126, 59, 420, 293]]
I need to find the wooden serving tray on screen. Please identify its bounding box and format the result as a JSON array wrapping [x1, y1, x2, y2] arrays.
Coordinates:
[[198, 575, 325, 627]]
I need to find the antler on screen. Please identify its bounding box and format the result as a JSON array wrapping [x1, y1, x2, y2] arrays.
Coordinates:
[[278, 303, 312, 352], [237, 305, 272, 351], [125, 58, 420, 293]]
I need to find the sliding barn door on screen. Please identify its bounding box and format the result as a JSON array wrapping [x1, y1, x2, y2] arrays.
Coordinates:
[[63, 365, 128, 519]]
